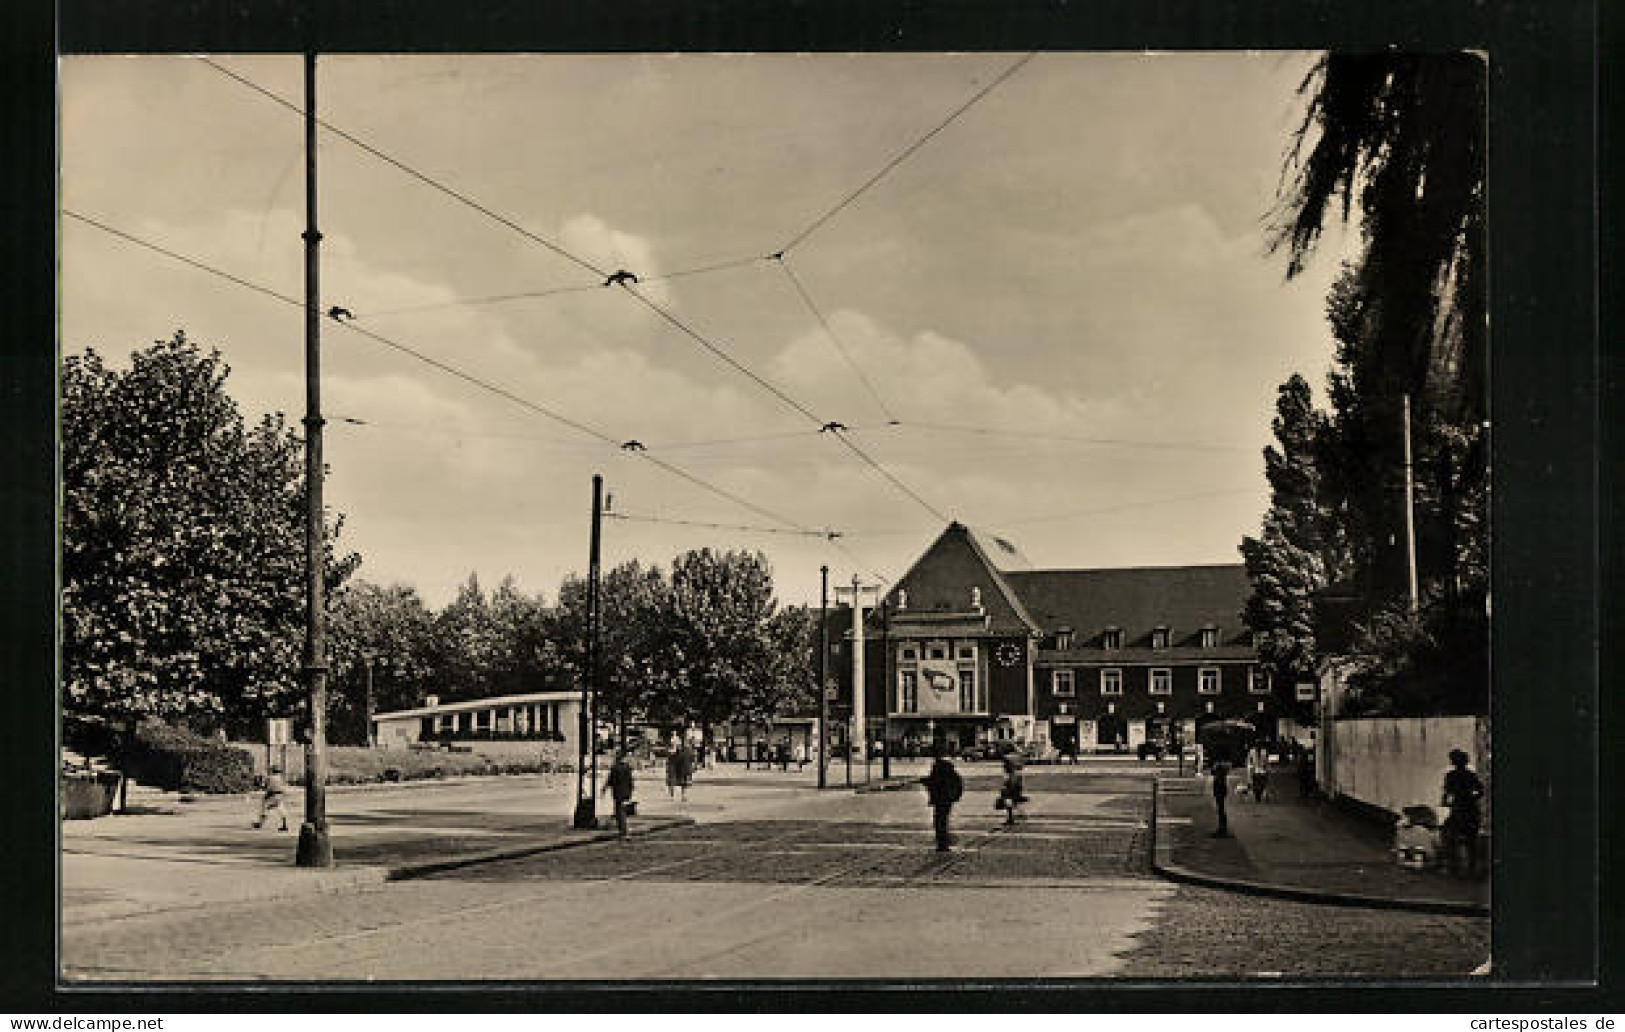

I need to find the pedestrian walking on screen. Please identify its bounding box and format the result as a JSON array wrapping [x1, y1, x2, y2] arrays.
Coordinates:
[[1441, 748, 1485, 878], [777, 741, 790, 772], [998, 754, 1028, 825], [1209, 760, 1232, 837], [603, 748, 636, 839], [1247, 743, 1270, 803], [252, 766, 290, 831], [920, 749, 964, 852], [793, 740, 807, 771], [665, 739, 695, 802], [1297, 745, 1316, 798]]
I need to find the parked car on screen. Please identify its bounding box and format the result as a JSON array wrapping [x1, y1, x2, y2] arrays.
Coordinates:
[[961, 741, 1026, 763]]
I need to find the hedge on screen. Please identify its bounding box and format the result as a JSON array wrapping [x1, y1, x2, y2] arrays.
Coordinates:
[[117, 720, 256, 794]]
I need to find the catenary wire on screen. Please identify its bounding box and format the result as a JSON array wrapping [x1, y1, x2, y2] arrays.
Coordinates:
[[829, 429, 950, 524], [776, 52, 1037, 256], [193, 57, 974, 528], [773, 257, 897, 423], [66, 208, 821, 532], [198, 57, 610, 282], [899, 419, 1256, 453], [606, 512, 841, 540], [358, 255, 768, 319]]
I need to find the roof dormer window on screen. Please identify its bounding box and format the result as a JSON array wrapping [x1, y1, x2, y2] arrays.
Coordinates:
[[1056, 628, 1074, 651], [1200, 626, 1219, 649], [1102, 627, 1123, 650], [1151, 626, 1169, 650]]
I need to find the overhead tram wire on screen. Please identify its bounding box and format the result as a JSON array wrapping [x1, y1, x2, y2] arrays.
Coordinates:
[[775, 51, 1038, 257], [900, 420, 1257, 454], [66, 209, 816, 533], [773, 257, 897, 424], [358, 255, 769, 319], [606, 511, 842, 540], [197, 56, 954, 528], [828, 428, 950, 524], [198, 57, 609, 282]]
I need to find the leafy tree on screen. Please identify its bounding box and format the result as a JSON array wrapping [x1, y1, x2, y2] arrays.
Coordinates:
[[551, 561, 669, 740], [430, 573, 501, 700], [1272, 52, 1485, 426], [753, 605, 820, 723], [326, 581, 438, 744], [662, 548, 778, 731], [61, 332, 359, 735], [1241, 375, 1348, 685], [487, 576, 554, 698]]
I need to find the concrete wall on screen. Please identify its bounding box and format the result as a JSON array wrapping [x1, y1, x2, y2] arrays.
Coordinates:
[[1322, 716, 1490, 819]]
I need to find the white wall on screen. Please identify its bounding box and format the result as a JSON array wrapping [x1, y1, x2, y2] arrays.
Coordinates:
[[1322, 716, 1490, 819]]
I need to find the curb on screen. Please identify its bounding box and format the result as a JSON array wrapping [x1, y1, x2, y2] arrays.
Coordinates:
[[1149, 780, 1489, 917], [386, 815, 696, 880]]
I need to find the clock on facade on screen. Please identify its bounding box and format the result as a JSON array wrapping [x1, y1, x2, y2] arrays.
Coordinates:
[[995, 641, 1023, 667]]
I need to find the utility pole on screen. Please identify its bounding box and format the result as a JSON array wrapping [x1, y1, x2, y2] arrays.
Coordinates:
[[817, 565, 828, 789], [295, 47, 333, 869], [880, 597, 891, 781], [834, 576, 880, 785], [573, 474, 603, 829], [1402, 393, 1420, 614], [363, 653, 375, 747]]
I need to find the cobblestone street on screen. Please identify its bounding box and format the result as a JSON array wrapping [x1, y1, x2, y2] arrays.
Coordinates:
[[61, 765, 1490, 982]]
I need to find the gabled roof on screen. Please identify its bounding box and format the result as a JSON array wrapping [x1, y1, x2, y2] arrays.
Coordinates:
[[1003, 564, 1251, 643], [881, 522, 1039, 635]]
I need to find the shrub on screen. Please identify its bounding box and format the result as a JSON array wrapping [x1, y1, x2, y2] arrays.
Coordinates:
[[116, 720, 256, 793]]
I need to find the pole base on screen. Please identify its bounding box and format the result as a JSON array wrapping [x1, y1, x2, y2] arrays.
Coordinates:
[[295, 822, 334, 867], [572, 797, 598, 830]]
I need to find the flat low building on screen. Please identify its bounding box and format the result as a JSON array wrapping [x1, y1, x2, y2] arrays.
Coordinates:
[[371, 691, 583, 758], [837, 522, 1274, 757]]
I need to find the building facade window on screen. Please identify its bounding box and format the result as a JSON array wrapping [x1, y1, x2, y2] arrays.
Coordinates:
[[1101, 668, 1123, 695], [901, 646, 917, 661], [958, 645, 975, 661], [1054, 670, 1075, 696], [1150, 668, 1172, 695], [900, 670, 918, 713], [928, 642, 948, 660], [434, 713, 455, 735], [958, 668, 976, 712], [1152, 627, 1169, 650], [1199, 667, 1221, 694], [1200, 627, 1219, 648], [1248, 667, 1270, 693]]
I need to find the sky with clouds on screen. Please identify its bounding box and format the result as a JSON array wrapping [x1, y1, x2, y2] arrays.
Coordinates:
[[60, 51, 1355, 609]]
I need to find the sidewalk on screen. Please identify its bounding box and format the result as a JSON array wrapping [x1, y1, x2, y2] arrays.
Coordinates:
[[61, 773, 695, 927], [1151, 772, 1489, 915]]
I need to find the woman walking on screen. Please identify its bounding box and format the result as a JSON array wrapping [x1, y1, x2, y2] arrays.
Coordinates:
[[999, 754, 1028, 825]]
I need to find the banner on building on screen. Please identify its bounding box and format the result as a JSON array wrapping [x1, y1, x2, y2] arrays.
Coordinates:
[[916, 659, 961, 715]]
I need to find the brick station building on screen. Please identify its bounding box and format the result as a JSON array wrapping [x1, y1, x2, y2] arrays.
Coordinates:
[[835, 522, 1274, 757]]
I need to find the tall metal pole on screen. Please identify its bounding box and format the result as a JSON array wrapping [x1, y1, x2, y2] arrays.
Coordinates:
[[295, 48, 333, 868], [880, 598, 891, 780], [849, 575, 867, 781], [817, 565, 828, 789], [574, 474, 603, 828], [1402, 393, 1420, 614]]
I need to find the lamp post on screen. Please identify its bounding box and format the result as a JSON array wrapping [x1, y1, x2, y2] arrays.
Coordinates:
[[817, 565, 828, 789], [294, 46, 333, 868], [880, 598, 891, 781], [572, 474, 603, 829]]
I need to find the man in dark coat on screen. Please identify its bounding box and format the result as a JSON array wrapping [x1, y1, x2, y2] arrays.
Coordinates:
[[1209, 759, 1232, 838], [920, 750, 964, 852], [602, 749, 636, 839]]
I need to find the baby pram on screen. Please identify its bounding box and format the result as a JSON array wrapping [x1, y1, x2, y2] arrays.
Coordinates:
[[1394, 804, 1442, 869]]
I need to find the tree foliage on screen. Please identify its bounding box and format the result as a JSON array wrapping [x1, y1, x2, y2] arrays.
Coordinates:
[[61, 332, 359, 732], [1257, 53, 1489, 715], [326, 580, 439, 743]]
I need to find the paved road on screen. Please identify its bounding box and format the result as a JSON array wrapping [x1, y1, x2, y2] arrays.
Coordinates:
[[61, 765, 1487, 981]]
